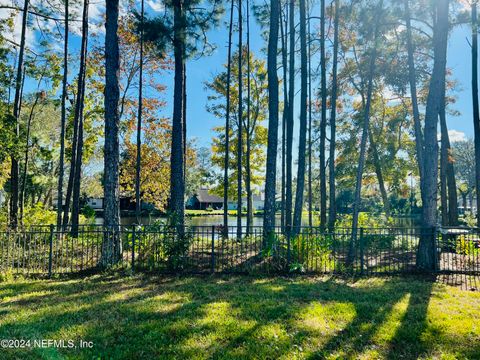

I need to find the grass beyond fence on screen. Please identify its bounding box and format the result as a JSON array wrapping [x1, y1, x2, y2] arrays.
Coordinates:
[[0, 225, 479, 277]]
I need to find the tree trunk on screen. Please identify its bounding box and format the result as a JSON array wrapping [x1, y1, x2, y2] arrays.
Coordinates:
[[440, 124, 448, 226], [461, 192, 467, 214], [62, 108, 79, 229], [405, 0, 425, 191], [319, 0, 327, 230], [292, 0, 308, 234], [57, 0, 68, 230], [417, 0, 449, 271], [103, 0, 122, 265], [469, 190, 474, 215], [439, 102, 459, 225], [237, 0, 243, 239], [368, 129, 391, 217], [263, 0, 280, 234], [285, 0, 295, 235], [183, 64, 187, 183], [135, 0, 145, 224], [169, 0, 186, 234], [328, 0, 340, 231], [223, 0, 235, 236], [20, 90, 41, 225], [245, 0, 253, 236], [348, 0, 382, 264], [472, 1, 480, 228], [71, 0, 89, 237], [10, 0, 29, 229], [307, 0, 313, 228], [280, 2, 288, 232]]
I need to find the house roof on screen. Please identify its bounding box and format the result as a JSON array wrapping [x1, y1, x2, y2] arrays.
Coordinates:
[[195, 189, 223, 203]]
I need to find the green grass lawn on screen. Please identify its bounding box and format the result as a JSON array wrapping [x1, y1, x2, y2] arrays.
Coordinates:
[[0, 274, 479, 359]]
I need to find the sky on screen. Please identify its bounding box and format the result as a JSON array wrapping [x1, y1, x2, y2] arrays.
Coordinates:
[[161, 6, 477, 148], [1, 0, 477, 149]]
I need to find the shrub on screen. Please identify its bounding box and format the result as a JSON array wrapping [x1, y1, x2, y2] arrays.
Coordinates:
[[335, 212, 394, 229], [22, 203, 57, 227], [456, 235, 480, 256], [133, 214, 193, 270]]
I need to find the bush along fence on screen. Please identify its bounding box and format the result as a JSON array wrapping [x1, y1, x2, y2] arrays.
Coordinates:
[[0, 225, 479, 277]]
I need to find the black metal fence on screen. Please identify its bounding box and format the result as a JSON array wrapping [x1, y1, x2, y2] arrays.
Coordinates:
[[0, 225, 479, 277]]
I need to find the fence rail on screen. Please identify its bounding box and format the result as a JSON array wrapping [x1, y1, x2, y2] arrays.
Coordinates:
[[0, 225, 479, 277]]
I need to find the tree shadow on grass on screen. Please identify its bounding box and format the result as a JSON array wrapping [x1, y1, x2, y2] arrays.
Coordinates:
[[0, 274, 473, 359]]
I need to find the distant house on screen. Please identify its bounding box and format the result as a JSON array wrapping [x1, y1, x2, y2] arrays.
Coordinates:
[[228, 193, 265, 211], [186, 189, 223, 210], [87, 198, 104, 210]]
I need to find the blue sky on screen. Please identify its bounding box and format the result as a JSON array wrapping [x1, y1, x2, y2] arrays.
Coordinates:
[[174, 14, 477, 148], [4, 1, 477, 148]]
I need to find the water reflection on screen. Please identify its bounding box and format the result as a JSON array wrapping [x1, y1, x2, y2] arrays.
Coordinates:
[[95, 215, 419, 227]]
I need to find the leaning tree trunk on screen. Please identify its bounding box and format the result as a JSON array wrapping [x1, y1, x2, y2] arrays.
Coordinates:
[[472, 1, 480, 228], [223, 0, 235, 237], [71, 0, 89, 237], [263, 0, 280, 234], [285, 0, 295, 235], [135, 0, 145, 224], [57, 0, 69, 230], [348, 0, 382, 264], [10, 0, 30, 229], [328, 0, 340, 231], [319, 0, 327, 230], [63, 2, 88, 230], [292, 0, 308, 234], [237, 0, 243, 239], [417, 0, 449, 271], [102, 0, 122, 265]]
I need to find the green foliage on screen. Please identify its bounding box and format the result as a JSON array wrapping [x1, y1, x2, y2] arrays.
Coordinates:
[[362, 233, 396, 253], [20, 203, 57, 226], [335, 212, 394, 229], [134, 214, 194, 270], [207, 49, 268, 199], [288, 231, 334, 273], [185, 144, 216, 197], [136, 0, 224, 59], [462, 213, 477, 228], [455, 236, 480, 257], [81, 205, 96, 222]]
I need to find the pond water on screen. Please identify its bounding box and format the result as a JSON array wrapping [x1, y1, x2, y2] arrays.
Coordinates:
[[97, 215, 292, 227], [95, 214, 420, 228]]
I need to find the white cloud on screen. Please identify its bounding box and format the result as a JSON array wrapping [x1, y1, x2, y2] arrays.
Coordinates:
[[448, 130, 467, 143], [0, 6, 36, 49], [147, 0, 164, 12]]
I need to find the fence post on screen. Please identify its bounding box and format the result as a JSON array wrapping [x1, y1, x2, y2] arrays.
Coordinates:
[[211, 225, 215, 273], [48, 224, 54, 278], [359, 227, 364, 275], [131, 225, 136, 272]]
